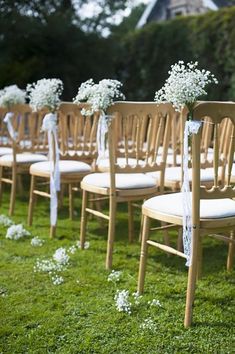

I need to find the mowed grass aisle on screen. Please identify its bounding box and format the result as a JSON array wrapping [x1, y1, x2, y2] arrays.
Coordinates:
[[0, 183, 234, 353]]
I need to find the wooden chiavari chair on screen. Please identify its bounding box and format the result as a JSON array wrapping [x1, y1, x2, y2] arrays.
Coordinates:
[[80, 101, 175, 269], [137, 101, 235, 327]]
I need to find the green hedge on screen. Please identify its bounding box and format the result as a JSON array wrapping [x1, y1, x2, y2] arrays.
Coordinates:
[[118, 6, 235, 101], [1, 6, 235, 101]]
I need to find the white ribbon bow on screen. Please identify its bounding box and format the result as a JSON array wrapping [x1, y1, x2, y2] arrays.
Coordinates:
[[3, 112, 16, 140], [41, 113, 60, 226], [181, 120, 202, 266]]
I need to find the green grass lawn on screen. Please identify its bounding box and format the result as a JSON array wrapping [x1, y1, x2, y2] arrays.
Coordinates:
[[0, 184, 234, 354]]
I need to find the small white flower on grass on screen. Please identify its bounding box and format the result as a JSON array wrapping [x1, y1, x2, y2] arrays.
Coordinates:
[[76, 241, 90, 249], [68, 245, 77, 254], [53, 247, 70, 265], [132, 291, 142, 305], [114, 290, 132, 314], [0, 214, 13, 227], [148, 299, 162, 307], [140, 318, 157, 332], [31, 236, 44, 247], [34, 259, 65, 273], [107, 270, 122, 283], [6, 224, 30, 240], [51, 274, 64, 285]]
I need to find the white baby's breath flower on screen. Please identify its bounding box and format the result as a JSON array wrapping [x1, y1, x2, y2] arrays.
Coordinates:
[[34, 259, 65, 273], [114, 289, 131, 314], [31, 236, 44, 247], [68, 245, 77, 254], [0, 85, 26, 108], [132, 291, 142, 305], [0, 214, 13, 227], [154, 61, 218, 112], [53, 247, 70, 265], [140, 318, 157, 331], [6, 224, 30, 240], [76, 240, 90, 249], [73, 78, 125, 115], [51, 274, 64, 285], [107, 270, 122, 283], [148, 299, 162, 307], [27, 78, 63, 112]]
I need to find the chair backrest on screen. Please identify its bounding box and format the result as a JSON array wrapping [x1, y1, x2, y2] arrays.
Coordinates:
[[105, 101, 175, 193], [5, 104, 49, 154], [57, 102, 99, 164], [192, 101, 235, 221]]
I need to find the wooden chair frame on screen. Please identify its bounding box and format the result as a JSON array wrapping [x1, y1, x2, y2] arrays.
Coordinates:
[[137, 101, 235, 327], [28, 102, 99, 237], [80, 101, 176, 269], [0, 104, 48, 215]]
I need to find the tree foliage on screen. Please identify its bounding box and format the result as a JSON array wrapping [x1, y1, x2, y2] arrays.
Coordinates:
[[118, 6, 235, 101], [0, 2, 235, 101]]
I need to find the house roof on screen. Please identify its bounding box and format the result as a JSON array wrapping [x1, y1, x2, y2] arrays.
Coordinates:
[[136, 0, 230, 28]]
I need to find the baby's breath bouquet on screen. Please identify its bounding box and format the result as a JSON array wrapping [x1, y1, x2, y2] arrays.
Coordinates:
[[27, 78, 63, 112], [0, 85, 26, 109], [154, 61, 218, 117], [73, 78, 125, 115]]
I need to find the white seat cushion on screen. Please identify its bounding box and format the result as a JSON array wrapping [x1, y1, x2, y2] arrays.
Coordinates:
[[30, 160, 91, 175], [0, 153, 47, 166], [144, 192, 235, 219], [82, 172, 156, 189], [0, 147, 12, 156], [148, 166, 218, 183]]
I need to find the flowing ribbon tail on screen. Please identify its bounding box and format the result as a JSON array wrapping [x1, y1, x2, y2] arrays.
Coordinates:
[[96, 113, 110, 164], [42, 113, 60, 227], [3, 112, 16, 140], [182, 120, 201, 267]]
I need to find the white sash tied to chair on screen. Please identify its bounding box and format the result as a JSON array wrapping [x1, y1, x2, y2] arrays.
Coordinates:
[[3, 112, 16, 140], [181, 120, 202, 266], [41, 113, 60, 226], [96, 112, 112, 164]]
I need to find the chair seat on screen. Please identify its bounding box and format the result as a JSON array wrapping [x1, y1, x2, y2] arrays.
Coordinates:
[[0, 147, 13, 156], [148, 166, 219, 183], [82, 172, 157, 190], [30, 160, 91, 176], [143, 192, 235, 222], [0, 153, 47, 167]]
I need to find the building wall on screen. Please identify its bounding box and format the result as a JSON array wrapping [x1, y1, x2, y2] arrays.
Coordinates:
[[146, 0, 216, 24]]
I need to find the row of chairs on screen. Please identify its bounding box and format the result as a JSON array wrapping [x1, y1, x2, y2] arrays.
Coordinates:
[[0, 101, 234, 327]]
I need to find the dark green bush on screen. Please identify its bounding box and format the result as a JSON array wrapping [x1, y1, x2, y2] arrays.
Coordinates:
[[119, 6, 235, 101]]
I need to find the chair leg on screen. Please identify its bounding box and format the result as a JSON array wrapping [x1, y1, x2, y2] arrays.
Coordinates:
[[9, 167, 17, 216], [227, 230, 234, 271], [128, 201, 134, 243], [184, 229, 199, 328], [28, 175, 36, 226], [197, 235, 203, 279], [177, 228, 183, 252], [80, 189, 88, 249], [69, 184, 74, 220], [105, 195, 117, 270], [0, 166, 3, 206], [50, 225, 56, 238], [17, 175, 24, 197], [138, 213, 144, 243], [137, 215, 150, 294]]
